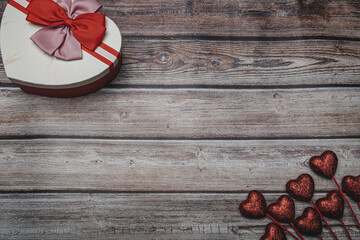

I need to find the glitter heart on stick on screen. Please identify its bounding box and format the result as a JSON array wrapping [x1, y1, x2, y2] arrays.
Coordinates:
[[316, 191, 344, 220], [342, 175, 360, 204], [294, 207, 322, 239], [286, 174, 314, 202], [267, 195, 296, 223], [309, 151, 360, 228], [316, 191, 352, 240], [286, 174, 338, 240], [239, 191, 300, 240], [239, 190, 267, 219], [267, 195, 304, 240], [260, 223, 287, 240], [309, 150, 337, 179]]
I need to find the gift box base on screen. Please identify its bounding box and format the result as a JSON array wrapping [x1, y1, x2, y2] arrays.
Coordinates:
[[16, 55, 122, 98]]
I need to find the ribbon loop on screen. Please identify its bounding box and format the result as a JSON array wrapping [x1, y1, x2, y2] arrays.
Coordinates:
[[26, 0, 106, 61]]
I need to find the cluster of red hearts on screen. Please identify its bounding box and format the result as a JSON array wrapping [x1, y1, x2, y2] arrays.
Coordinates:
[[239, 151, 360, 240]]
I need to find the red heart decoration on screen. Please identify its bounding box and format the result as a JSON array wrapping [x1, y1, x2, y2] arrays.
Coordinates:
[[239, 190, 267, 219], [294, 207, 322, 236], [286, 174, 314, 202], [260, 222, 287, 240], [316, 190, 344, 219], [309, 151, 338, 179], [342, 175, 360, 202], [267, 195, 295, 223]]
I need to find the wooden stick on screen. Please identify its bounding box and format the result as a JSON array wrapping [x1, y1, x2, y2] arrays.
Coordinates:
[[311, 199, 338, 240], [290, 222, 305, 240], [333, 176, 360, 228], [340, 218, 352, 240], [266, 213, 300, 240]]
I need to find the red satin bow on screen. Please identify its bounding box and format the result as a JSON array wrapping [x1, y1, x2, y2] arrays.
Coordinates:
[[26, 0, 106, 51]]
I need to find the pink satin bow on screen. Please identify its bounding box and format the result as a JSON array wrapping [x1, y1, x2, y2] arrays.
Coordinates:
[[28, 0, 105, 61]]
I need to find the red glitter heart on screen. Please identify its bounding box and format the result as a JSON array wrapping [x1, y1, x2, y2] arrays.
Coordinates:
[[239, 190, 267, 219], [294, 207, 322, 236], [309, 151, 338, 179], [342, 175, 360, 202], [260, 222, 287, 240], [286, 174, 314, 202], [267, 195, 295, 223], [316, 190, 344, 219]]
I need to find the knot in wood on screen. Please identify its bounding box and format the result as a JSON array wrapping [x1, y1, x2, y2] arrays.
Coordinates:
[[211, 60, 220, 68], [158, 53, 171, 63]]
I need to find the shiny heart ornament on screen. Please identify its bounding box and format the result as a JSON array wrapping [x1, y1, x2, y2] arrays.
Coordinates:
[[239, 190, 267, 219], [267, 195, 295, 223], [309, 151, 338, 179], [286, 173, 315, 202], [294, 207, 322, 236], [342, 175, 360, 202], [0, 0, 122, 97], [316, 190, 344, 219], [260, 222, 287, 240]]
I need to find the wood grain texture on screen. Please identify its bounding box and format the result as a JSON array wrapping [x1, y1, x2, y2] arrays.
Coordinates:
[[0, 193, 358, 239], [0, 87, 359, 138], [3, 39, 360, 86], [1, 1, 360, 239], [114, 39, 360, 87], [0, 139, 359, 191], [1, 0, 360, 38], [97, 0, 360, 38]]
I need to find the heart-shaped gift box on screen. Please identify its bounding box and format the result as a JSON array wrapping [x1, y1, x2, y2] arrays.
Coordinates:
[[0, 0, 122, 97]]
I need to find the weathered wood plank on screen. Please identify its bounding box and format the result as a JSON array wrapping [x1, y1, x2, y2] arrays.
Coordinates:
[[0, 229, 357, 240], [98, 0, 360, 38], [0, 88, 359, 138], [1, 0, 360, 38], [113, 39, 360, 87], [0, 193, 358, 239], [2, 40, 360, 86], [2, 39, 360, 86], [0, 139, 359, 191]]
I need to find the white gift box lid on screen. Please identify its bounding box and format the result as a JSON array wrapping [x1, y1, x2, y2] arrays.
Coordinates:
[[0, 0, 122, 91]]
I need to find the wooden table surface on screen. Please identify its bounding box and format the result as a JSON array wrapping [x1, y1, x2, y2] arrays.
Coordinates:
[[1, 0, 360, 239]]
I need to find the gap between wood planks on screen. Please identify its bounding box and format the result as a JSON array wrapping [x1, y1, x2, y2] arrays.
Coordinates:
[[114, 35, 360, 42], [1, 84, 360, 90], [0, 190, 341, 194], [0, 135, 360, 141]]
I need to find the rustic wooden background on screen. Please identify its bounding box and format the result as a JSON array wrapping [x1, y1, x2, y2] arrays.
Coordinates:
[[1, 0, 360, 239]]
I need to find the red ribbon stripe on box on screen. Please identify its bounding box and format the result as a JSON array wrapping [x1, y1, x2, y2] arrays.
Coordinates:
[[8, 0, 119, 70]]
